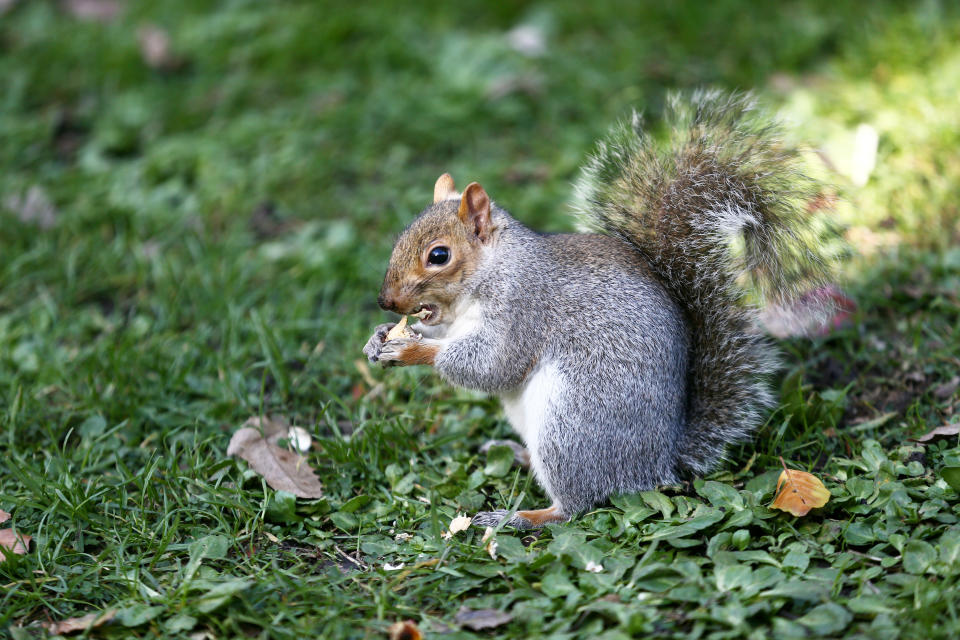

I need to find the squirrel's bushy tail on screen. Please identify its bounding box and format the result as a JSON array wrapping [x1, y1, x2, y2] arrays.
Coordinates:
[[575, 90, 833, 475]]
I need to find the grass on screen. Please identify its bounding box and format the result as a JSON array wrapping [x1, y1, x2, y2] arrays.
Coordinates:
[[1, 0, 960, 638]]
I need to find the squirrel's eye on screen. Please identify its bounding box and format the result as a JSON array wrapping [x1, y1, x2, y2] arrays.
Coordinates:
[[427, 246, 450, 265]]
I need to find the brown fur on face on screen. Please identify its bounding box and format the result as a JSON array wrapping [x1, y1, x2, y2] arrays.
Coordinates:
[[378, 197, 488, 323]]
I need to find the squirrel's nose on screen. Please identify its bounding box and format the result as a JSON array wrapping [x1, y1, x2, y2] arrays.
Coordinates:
[[378, 292, 398, 312]]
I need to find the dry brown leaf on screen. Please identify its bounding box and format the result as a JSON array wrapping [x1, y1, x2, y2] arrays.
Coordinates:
[[0, 509, 9, 524], [387, 620, 422, 640], [910, 423, 960, 444], [63, 0, 122, 22], [770, 462, 830, 517], [227, 416, 324, 499], [41, 610, 116, 635], [0, 528, 32, 558], [454, 606, 513, 631]]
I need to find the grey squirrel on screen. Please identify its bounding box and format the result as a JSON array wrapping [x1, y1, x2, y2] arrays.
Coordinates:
[[363, 91, 834, 529]]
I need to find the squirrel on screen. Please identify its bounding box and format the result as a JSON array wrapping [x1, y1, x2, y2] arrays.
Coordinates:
[[363, 91, 835, 529]]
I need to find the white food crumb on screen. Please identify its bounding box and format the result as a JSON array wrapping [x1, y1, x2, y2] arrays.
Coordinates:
[[448, 514, 472, 535]]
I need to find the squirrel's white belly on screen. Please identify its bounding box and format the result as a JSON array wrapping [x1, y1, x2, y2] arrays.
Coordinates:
[[500, 362, 562, 457]]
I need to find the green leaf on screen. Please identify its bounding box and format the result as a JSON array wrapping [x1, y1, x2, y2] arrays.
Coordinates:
[[484, 444, 514, 478], [642, 509, 723, 541], [697, 481, 744, 511], [843, 521, 876, 545], [610, 493, 657, 524], [493, 535, 527, 563], [547, 529, 587, 557], [640, 491, 675, 518], [761, 581, 828, 602], [782, 550, 810, 573], [902, 539, 936, 574], [188, 534, 230, 561], [941, 466, 960, 492], [846, 596, 894, 615], [861, 439, 889, 473], [631, 564, 683, 592], [329, 511, 358, 531], [266, 490, 299, 523], [548, 529, 604, 568], [118, 604, 166, 627], [540, 567, 578, 598], [796, 603, 853, 635], [939, 528, 960, 568], [714, 563, 752, 591], [164, 614, 198, 633], [720, 508, 753, 531], [339, 494, 372, 513], [78, 415, 107, 437], [181, 534, 231, 586], [195, 579, 253, 613]]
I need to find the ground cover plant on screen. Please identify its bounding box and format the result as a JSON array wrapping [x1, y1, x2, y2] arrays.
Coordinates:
[[2, 1, 960, 638]]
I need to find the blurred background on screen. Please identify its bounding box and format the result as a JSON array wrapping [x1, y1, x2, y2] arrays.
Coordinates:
[[1, 0, 959, 441]]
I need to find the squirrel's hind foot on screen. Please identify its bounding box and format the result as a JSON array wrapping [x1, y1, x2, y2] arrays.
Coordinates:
[[472, 505, 567, 530]]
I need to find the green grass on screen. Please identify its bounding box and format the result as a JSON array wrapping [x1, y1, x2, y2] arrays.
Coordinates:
[[2, 1, 960, 638]]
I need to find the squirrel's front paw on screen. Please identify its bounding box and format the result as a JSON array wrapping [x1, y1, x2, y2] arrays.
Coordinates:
[[362, 323, 396, 363], [377, 336, 439, 367]]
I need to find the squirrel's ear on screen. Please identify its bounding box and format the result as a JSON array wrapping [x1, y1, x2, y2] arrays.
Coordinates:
[[458, 182, 492, 242], [433, 173, 457, 203]]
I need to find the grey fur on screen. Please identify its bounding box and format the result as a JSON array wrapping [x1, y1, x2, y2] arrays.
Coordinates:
[[433, 219, 688, 521], [368, 91, 835, 527]]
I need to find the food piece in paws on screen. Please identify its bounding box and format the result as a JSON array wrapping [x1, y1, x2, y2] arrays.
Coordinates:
[[385, 315, 412, 341], [385, 308, 432, 342]]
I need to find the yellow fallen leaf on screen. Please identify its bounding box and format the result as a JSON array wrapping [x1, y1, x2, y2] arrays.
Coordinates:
[[771, 463, 830, 516]]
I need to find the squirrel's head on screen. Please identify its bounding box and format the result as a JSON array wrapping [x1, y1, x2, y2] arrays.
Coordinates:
[[378, 174, 496, 326]]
